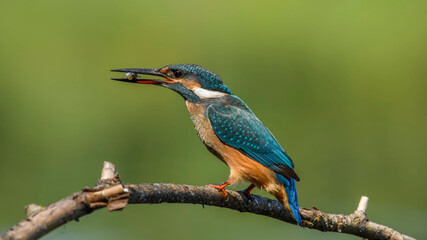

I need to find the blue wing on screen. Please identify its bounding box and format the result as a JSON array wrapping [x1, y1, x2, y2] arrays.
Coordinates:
[[207, 100, 299, 180]]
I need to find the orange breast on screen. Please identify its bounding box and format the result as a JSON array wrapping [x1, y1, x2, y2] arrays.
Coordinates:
[[185, 101, 280, 190]]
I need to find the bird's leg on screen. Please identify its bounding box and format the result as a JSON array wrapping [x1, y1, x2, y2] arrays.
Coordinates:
[[205, 180, 233, 197], [239, 184, 255, 201]]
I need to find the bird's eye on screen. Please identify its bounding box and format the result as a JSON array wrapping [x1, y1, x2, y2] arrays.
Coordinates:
[[172, 69, 184, 78]]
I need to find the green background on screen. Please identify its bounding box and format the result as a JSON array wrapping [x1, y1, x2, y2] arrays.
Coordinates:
[[1, 1, 426, 239]]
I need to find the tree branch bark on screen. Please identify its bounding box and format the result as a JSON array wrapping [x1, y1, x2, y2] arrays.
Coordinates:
[[1, 162, 415, 240]]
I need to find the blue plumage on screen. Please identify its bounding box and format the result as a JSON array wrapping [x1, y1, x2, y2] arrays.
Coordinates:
[[167, 64, 233, 94], [207, 96, 299, 181], [276, 174, 301, 224]]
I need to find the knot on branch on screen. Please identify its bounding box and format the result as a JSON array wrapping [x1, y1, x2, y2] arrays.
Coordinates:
[[24, 204, 44, 218], [353, 195, 369, 221], [82, 162, 130, 211], [301, 208, 340, 231]]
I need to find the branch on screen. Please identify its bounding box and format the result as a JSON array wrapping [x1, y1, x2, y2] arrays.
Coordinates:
[[1, 162, 415, 240]]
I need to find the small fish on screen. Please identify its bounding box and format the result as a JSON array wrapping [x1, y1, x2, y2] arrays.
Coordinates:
[[125, 72, 138, 80]]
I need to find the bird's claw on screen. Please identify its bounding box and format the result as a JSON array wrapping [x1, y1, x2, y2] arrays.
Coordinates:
[[238, 184, 255, 202], [205, 184, 229, 197], [238, 190, 253, 201]]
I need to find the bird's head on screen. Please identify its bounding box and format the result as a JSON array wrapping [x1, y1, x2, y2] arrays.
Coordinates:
[[111, 64, 232, 102]]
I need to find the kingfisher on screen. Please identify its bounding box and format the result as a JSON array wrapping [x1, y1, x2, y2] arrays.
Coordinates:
[[111, 64, 301, 224]]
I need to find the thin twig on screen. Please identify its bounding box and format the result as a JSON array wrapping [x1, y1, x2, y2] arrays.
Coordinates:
[[357, 196, 369, 212]]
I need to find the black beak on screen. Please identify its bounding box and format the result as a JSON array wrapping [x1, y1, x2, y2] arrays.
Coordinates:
[[110, 68, 173, 85]]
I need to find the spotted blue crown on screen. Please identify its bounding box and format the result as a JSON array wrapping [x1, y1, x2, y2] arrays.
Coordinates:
[[166, 64, 233, 94]]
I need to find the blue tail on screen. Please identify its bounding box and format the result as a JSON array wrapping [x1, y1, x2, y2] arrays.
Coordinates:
[[276, 173, 301, 225]]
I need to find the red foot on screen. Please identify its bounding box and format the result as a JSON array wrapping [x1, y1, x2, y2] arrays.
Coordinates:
[[239, 184, 255, 201], [205, 181, 231, 197]]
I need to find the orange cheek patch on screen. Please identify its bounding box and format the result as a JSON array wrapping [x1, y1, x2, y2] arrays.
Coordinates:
[[159, 67, 169, 74], [177, 79, 201, 89], [163, 78, 176, 83]]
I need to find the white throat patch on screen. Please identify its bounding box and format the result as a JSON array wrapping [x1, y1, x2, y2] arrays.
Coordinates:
[[193, 87, 228, 99]]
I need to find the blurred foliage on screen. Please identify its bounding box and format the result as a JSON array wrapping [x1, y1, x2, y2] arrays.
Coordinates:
[[1, 0, 426, 239]]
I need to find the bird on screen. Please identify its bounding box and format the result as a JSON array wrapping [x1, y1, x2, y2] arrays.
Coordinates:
[[111, 64, 301, 224]]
